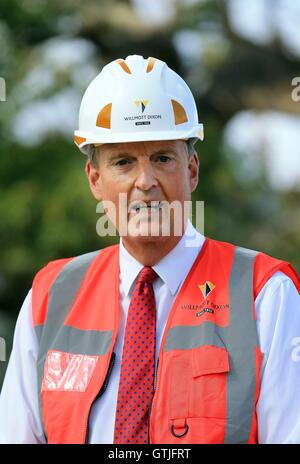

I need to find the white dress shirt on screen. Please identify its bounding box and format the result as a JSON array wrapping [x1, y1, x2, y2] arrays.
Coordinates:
[[0, 220, 300, 444]]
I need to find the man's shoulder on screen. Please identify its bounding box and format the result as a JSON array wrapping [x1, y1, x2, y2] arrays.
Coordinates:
[[33, 244, 119, 283], [207, 236, 300, 296], [209, 236, 287, 264]]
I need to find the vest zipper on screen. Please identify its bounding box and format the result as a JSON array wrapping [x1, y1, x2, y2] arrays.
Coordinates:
[[148, 357, 159, 444], [84, 351, 116, 444]]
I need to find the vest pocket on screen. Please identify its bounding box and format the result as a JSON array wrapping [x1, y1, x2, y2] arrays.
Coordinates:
[[167, 346, 230, 442], [42, 350, 98, 392], [190, 345, 229, 419]]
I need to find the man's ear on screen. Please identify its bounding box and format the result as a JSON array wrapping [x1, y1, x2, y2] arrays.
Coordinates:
[[188, 151, 199, 193], [85, 160, 102, 201]]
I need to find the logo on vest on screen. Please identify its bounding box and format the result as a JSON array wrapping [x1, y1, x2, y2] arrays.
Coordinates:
[[199, 281, 215, 299], [181, 299, 230, 317], [196, 307, 214, 317]]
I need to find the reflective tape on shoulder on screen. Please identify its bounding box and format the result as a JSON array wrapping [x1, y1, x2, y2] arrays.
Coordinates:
[[38, 250, 101, 358]]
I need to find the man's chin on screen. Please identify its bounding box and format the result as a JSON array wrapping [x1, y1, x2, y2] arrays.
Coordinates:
[[126, 223, 184, 243]]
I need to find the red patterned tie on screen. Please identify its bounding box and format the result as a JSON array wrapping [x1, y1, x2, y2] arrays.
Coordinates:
[[113, 266, 158, 444]]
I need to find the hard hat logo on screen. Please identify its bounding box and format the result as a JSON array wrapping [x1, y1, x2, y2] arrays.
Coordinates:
[[74, 55, 204, 154], [123, 100, 162, 127], [135, 100, 149, 113]]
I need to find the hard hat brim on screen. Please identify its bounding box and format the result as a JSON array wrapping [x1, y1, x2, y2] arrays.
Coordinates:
[[74, 124, 204, 154]]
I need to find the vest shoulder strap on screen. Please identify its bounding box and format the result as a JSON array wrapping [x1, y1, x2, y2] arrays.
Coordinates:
[[32, 257, 74, 327], [207, 237, 300, 298], [31, 245, 119, 329], [253, 251, 300, 298]]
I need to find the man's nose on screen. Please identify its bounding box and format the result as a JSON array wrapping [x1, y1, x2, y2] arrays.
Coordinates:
[[134, 162, 158, 191]]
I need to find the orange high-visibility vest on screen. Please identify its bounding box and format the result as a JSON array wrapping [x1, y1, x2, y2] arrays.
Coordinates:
[[32, 238, 300, 444]]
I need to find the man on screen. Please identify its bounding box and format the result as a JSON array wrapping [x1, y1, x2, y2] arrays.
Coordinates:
[[0, 55, 300, 444]]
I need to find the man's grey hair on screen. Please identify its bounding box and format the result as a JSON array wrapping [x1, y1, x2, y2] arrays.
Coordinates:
[[186, 138, 198, 157], [86, 138, 198, 167]]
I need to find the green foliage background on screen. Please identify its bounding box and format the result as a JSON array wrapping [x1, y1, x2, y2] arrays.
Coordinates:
[[0, 0, 299, 387]]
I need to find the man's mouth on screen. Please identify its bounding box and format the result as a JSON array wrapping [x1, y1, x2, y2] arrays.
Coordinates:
[[128, 201, 164, 214]]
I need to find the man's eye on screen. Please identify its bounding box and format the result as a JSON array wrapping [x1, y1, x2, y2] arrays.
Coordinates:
[[157, 155, 171, 163], [116, 159, 131, 166]]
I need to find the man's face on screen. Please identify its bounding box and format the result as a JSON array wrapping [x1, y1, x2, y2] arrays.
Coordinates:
[[85, 139, 199, 244]]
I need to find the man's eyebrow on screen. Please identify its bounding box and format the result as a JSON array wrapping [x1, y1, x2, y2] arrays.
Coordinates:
[[108, 152, 132, 160], [150, 148, 178, 156], [108, 148, 178, 158]]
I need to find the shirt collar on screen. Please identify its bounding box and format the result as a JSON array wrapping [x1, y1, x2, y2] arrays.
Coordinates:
[[119, 220, 206, 297]]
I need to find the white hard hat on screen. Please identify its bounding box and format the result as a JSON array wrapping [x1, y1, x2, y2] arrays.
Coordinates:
[[74, 55, 204, 155]]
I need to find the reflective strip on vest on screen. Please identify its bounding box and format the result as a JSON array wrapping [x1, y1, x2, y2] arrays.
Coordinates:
[[225, 246, 258, 443], [163, 246, 258, 444]]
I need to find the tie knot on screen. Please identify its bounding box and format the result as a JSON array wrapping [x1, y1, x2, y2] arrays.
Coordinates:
[[137, 266, 158, 284]]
